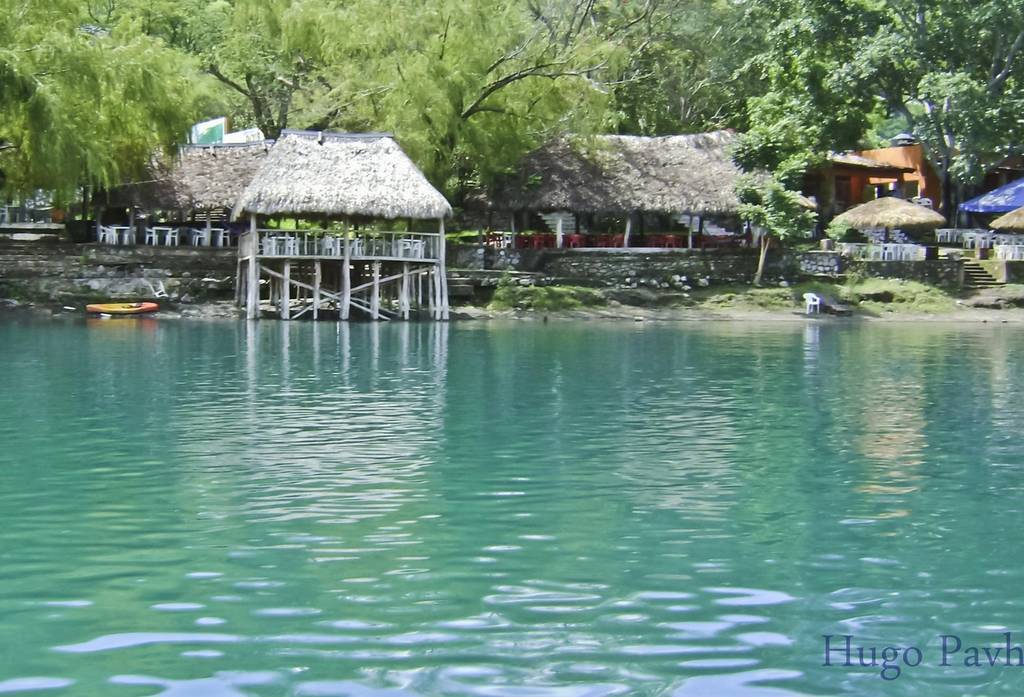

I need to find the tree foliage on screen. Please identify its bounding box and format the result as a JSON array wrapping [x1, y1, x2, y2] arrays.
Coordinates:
[[735, 0, 1024, 213], [0, 0, 211, 201]]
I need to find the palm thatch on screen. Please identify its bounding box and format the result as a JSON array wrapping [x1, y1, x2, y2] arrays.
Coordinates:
[[234, 131, 452, 220], [176, 142, 272, 210], [831, 196, 946, 230], [485, 130, 747, 216], [97, 141, 271, 213], [96, 154, 192, 210], [990, 205, 1024, 230]]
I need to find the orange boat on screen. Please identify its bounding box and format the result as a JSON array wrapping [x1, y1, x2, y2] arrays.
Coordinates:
[[85, 302, 160, 315]]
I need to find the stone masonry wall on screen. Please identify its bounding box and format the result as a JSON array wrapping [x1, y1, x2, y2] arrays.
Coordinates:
[[0, 240, 238, 304], [448, 244, 964, 290]]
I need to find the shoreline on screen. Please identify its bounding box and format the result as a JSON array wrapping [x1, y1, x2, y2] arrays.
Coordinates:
[[6, 297, 1024, 325]]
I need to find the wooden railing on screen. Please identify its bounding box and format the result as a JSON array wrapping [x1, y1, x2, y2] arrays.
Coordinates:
[[239, 228, 442, 261]]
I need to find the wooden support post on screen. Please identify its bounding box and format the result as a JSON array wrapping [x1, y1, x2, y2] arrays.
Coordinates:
[[370, 261, 381, 320], [556, 215, 564, 248], [687, 214, 694, 249], [281, 259, 291, 320], [341, 230, 351, 320], [235, 259, 244, 305], [438, 219, 449, 320], [128, 208, 136, 243], [624, 213, 632, 248], [313, 260, 321, 320], [246, 215, 259, 320], [427, 268, 436, 317], [400, 263, 410, 320], [205, 216, 212, 248]]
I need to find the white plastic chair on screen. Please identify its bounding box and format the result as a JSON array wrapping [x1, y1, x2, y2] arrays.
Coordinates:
[[190, 228, 210, 247], [280, 236, 298, 255], [398, 238, 425, 258], [804, 293, 821, 315], [144, 227, 160, 246], [320, 237, 341, 256], [212, 228, 231, 247], [164, 227, 180, 246]]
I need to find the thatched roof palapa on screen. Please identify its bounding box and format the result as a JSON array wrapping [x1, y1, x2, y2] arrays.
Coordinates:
[[486, 131, 750, 216], [98, 140, 271, 212], [990, 205, 1024, 230], [832, 196, 946, 229], [233, 130, 452, 220], [176, 141, 272, 211]]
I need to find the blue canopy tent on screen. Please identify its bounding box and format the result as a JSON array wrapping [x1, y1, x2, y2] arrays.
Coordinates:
[[960, 176, 1024, 213]]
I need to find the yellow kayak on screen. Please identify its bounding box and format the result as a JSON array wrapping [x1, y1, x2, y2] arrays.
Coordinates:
[[85, 302, 159, 315]]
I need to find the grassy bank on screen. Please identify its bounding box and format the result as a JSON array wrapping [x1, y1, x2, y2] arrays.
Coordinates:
[[482, 275, 965, 317], [689, 278, 960, 315]]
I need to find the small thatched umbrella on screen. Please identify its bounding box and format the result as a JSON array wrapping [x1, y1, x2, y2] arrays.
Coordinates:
[[990, 205, 1024, 231], [832, 196, 945, 241]]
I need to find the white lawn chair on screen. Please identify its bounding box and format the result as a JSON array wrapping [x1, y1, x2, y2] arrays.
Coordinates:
[[804, 293, 821, 315], [190, 227, 210, 247], [212, 228, 231, 247], [144, 227, 160, 246]]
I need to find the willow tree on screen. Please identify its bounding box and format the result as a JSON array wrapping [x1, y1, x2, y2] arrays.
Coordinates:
[[0, 0, 209, 202]]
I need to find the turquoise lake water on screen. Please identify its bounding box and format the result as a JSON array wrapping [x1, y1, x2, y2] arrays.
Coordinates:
[[2, 317, 1024, 695]]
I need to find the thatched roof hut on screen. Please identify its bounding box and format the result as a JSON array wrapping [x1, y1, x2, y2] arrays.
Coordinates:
[[485, 130, 746, 216], [990, 205, 1024, 230], [233, 130, 452, 220], [831, 196, 946, 229], [97, 141, 271, 213]]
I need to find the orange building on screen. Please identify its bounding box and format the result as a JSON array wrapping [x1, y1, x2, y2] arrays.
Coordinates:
[[856, 143, 942, 209]]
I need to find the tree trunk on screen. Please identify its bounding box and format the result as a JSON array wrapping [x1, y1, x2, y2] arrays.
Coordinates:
[[754, 235, 771, 286]]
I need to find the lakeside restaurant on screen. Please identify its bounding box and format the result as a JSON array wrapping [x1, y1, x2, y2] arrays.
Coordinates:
[[474, 131, 756, 250], [93, 140, 271, 247]]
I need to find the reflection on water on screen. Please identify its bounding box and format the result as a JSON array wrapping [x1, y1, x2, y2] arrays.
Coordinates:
[[1, 318, 1024, 695]]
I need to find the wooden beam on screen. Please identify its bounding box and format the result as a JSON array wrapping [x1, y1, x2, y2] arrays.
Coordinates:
[[556, 214, 564, 248], [313, 260, 321, 320], [246, 215, 259, 320], [400, 263, 410, 320], [439, 219, 449, 320], [281, 260, 291, 320], [623, 213, 632, 248], [370, 261, 381, 320], [341, 229, 352, 320]]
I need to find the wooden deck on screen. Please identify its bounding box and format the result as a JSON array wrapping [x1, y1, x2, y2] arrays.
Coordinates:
[[237, 228, 449, 322]]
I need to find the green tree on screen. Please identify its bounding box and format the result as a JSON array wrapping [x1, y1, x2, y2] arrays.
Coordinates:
[[737, 173, 817, 286], [736, 0, 1024, 216], [0, 0, 209, 201]]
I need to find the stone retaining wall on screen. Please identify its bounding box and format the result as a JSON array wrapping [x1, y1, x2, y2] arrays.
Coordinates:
[[448, 244, 964, 290], [0, 240, 238, 304]]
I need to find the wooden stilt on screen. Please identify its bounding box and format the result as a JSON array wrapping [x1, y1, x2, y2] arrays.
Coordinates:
[[556, 215, 564, 248], [246, 215, 258, 320], [438, 219, 449, 320], [281, 259, 291, 320], [427, 267, 436, 317], [370, 261, 381, 319], [313, 260, 321, 320], [341, 230, 351, 320], [235, 259, 244, 305], [400, 263, 410, 320]]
